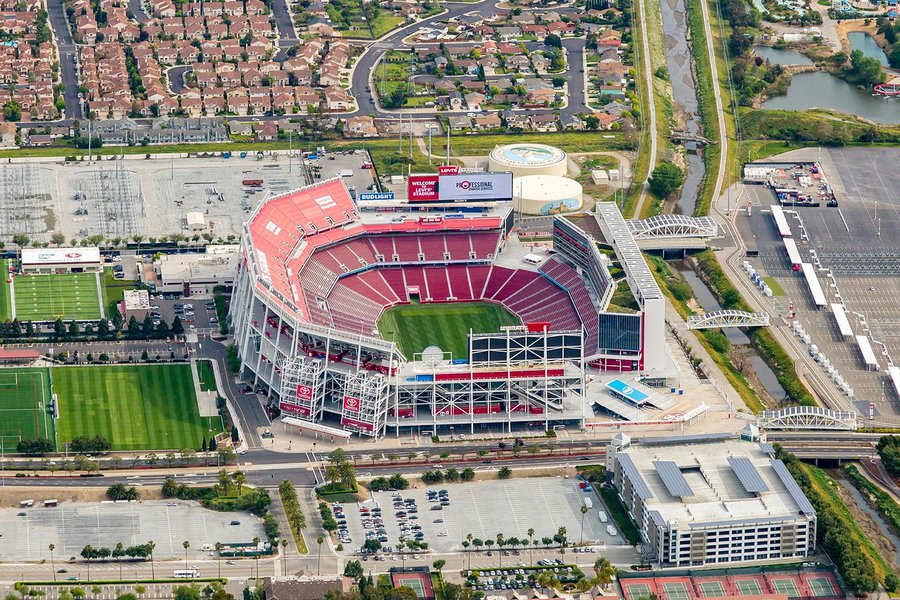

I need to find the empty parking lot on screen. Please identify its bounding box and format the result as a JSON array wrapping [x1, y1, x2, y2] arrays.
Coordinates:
[[0, 500, 266, 561], [337, 477, 624, 555]]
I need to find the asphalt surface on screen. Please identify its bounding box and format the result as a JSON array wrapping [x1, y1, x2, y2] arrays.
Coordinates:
[[168, 66, 193, 94], [46, 0, 82, 120]]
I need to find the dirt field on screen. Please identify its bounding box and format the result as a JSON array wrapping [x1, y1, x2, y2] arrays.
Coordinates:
[[0, 485, 164, 507]]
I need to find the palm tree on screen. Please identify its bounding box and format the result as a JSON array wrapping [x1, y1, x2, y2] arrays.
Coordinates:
[[83, 544, 93, 582], [49, 544, 56, 582], [593, 556, 616, 589], [496, 533, 505, 568], [253, 536, 261, 581], [182, 540, 190, 573], [116, 542, 124, 580], [527, 528, 535, 565], [316, 536, 325, 575], [580, 505, 589, 544], [432, 560, 446, 595], [281, 539, 288, 575], [461, 541, 471, 568], [215, 542, 222, 578], [217, 469, 231, 496], [233, 470, 247, 496], [147, 541, 156, 579]]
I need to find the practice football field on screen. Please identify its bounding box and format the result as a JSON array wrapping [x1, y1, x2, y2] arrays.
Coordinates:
[[13, 273, 103, 321], [377, 301, 520, 360], [0, 368, 53, 452], [55, 365, 222, 451]]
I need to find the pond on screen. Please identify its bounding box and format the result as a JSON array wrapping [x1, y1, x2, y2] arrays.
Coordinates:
[[848, 31, 889, 66], [762, 71, 900, 124], [753, 45, 813, 65]]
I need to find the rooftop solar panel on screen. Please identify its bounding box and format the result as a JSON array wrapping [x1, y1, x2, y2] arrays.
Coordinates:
[[618, 453, 654, 500], [727, 456, 770, 493], [770, 458, 816, 515], [653, 460, 694, 497]]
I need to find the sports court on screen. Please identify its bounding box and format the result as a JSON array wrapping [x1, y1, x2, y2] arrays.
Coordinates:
[[390, 569, 435, 600], [12, 273, 103, 321], [0, 368, 53, 451], [377, 301, 519, 359], [621, 570, 842, 600]]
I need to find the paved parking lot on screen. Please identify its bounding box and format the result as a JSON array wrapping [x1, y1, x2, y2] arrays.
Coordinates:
[[0, 500, 265, 561], [736, 148, 900, 418], [337, 477, 624, 555]]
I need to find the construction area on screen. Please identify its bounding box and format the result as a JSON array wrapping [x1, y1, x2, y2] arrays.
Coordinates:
[[735, 147, 900, 420], [3, 152, 378, 242]]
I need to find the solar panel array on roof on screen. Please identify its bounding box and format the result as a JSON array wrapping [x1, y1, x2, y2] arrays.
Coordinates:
[[727, 456, 770, 493], [769, 458, 815, 515], [595, 203, 662, 304], [618, 453, 654, 500], [653, 460, 694, 497]]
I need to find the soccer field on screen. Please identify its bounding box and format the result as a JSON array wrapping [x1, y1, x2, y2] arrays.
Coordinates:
[[377, 301, 520, 360], [55, 365, 222, 451], [13, 273, 103, 321], [0, 368, 53, 451]]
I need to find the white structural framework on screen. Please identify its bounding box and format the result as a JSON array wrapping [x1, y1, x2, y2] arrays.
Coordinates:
[[830, 303, 854, 340], [758, 405, 858, 431], [783, 238, 802, 268], [626, 214, 719, 240], [856, 335, 880, 371], [800, 263, 827, 310], [687, 310, 770, 329], [888, 366, 900, 400], [771, 205, 792, 238]]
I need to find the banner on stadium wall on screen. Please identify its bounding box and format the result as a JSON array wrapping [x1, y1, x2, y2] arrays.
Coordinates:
[[341, 416, 374, 432], [280, 402, 311, 416], [296, 384, 313, 401], [408, 172, 513, 202], [408, 175, 440, 201], [527, 321, 551, 332], [439, 173, 513, 202], [438, 165, 460, 175], [343, 394, 361, 412]]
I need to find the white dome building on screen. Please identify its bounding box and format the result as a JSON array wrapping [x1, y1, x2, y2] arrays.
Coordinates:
[[513, 175, 583, 216], [488, 143, 568, 178]]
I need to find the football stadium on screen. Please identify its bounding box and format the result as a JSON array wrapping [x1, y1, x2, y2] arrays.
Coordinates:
[[230, 177, 667, 438]]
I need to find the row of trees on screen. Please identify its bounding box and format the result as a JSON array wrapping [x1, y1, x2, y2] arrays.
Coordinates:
[[45, 313, 185, 341], [106, 483, 139, 501], [460, 527, 570, 568], [324, 448, 357, 491], [279, 480, 306, 546], [877, 435, 900, 477], [420, 468, 475, 484], [367, 473, 410, 492]]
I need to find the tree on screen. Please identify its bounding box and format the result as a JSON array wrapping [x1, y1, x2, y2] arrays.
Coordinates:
[[172, 316, 184, 335], [3, 99, 21, 121], [580, 504, 589, 543], [49, 543, 56, 581], [316, 536, 325, 575], [218, 469, 232, 496], [848, 48, 886, 86], [147, 540, 156, 579], [182, 540, 190, 573], [544, 33, 562, 48], [344, 559, 364, 579], [81, 545, 93, 581], [173, 586, 201, 600], [386, 588, 418, 600], [498, 466, 512, 479], [496, 533, 505, 567], [648, 162, 684, 200], [593, 556, 616, 588], [233, 470, 247, 495], [461, 467, 475, 481]]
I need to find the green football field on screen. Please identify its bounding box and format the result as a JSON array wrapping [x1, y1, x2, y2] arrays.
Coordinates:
[[55, 364, 222, 451], [13, 272, 103, 321], [0, 368, 53, 451], [377, 301, 520, 360]]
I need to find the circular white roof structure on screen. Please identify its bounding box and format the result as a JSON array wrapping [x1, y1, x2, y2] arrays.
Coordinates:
[[514, 175, 583, 216], [489, 143, 568, 177]]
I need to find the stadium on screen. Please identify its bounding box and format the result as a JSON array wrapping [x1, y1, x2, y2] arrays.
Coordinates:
[[230, 178, 666, 438]]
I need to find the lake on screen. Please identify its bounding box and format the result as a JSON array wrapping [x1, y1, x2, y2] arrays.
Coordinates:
[[753, 45, 813, 65], [762, 71, 900, 124]]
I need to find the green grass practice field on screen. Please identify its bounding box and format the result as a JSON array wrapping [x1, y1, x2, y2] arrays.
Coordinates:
[[0, 368, 53, 451], [55, 364, 222, 451], [13, 272, 102, 321], [0, 260, 12, 321], [377, 302, 520, 360]]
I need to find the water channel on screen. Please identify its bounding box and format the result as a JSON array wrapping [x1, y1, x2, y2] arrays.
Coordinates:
[[752, 45, 813, 65], [659, 0, 705, 215], [680, 268, 788, 401], [762, 71, 900, 124], [848, 31, 889, 66], [838, 477, 900, 566]]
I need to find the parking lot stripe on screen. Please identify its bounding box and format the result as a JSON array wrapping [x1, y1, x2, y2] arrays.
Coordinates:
[[503, 483, 523, 537], [536, 480, 557, 531], [467, 486, 488, 539]]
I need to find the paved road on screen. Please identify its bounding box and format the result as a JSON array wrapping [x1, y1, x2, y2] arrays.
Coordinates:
[[127, 0, 150, 22], [631, 0, 657, 218], [45, 0, 82, 120], [168, 66, 193, 94], [270, 0, 299, 57]]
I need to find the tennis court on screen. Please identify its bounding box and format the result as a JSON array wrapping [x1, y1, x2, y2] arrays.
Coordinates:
[[626, 583, 653, 600], [697, 581, 725, 597], [662, 582, 690, 600], [807, 577, 837, 597], [0, 368, 53, 451], [735, 579, 763, 596], [390, 570, 434, 600], [13, 273, 102, 321], [771, 578, 801, 598]]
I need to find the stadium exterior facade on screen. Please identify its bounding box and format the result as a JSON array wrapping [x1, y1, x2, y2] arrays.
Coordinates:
[[230, 179, 666, 438]]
